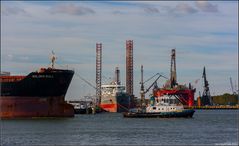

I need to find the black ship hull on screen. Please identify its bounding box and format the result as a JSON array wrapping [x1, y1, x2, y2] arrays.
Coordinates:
[[1, 69, 74, 97], [0, 68, 75, 118]]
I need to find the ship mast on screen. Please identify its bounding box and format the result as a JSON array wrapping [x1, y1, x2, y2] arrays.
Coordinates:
[[51, 51, 56, 69]]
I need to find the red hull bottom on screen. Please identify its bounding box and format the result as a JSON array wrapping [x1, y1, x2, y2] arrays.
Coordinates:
[[0, 96, 74, 119], [100, 103, 131, 113]]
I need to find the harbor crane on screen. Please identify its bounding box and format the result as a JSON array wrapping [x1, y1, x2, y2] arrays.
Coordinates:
[[230, 77, 236, 95], [201, 66, 212, 105], [140, 65, 168, 107]]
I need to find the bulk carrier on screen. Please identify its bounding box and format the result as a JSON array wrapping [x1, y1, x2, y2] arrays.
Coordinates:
[[0, 54, 75, 118]]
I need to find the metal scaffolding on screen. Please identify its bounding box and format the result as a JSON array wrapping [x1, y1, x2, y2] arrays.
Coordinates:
[[96, 43, 102, 105], [126, 40, 134, 96]]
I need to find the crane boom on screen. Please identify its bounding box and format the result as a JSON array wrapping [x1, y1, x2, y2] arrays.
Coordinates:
[[230, 77, 235, 94], [75, 72, 97, 90], [142, 73, 160, 84], [144, 74, 168, 94]]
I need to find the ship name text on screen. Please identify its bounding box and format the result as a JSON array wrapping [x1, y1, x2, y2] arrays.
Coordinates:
[[32, 75, 54, 78]]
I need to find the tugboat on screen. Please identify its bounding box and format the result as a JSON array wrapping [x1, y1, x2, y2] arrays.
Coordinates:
[[123, 65, 195, 118], [123, 94, 195, 118], [68, 101, 87, 114]]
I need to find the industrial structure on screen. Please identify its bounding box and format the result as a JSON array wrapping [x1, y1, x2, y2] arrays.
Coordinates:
[[139, 66, 168, 108], [140, 65, 145, 107], [230, 77, 237, 95], [126, 40, 134, 96], [96, 43, 102, 105], [201, 67, 212, 105], [170, 49, 177, 88], [153, 49, 195, 107], [115, 67, 120, 85]]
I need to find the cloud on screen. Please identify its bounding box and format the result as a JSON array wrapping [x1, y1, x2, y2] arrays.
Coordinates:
[[173, 3, 198, 15], [50, 3, 95, 16], [112, 10, 125, 15], [1, 1, 237, 98], [1, 6, 27, 16], [143, 6, 160, 14], [195, 1, 218, 12]]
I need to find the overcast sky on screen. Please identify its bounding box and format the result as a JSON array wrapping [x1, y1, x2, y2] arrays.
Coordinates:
[[1, 1, 238, 100]]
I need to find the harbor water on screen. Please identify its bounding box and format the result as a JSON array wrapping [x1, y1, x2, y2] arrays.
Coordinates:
[[1, 110, 238, 145]]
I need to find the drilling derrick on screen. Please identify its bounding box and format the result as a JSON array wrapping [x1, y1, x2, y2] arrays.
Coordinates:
[[126, 40, 134, 96], [96, 43, 102, 105], [154, 48, 195, 107], [170, 49, 177, 88], [202, 66, 212, 105]]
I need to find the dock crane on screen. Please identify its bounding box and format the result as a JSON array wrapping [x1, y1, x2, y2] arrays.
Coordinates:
[[230, 77, 236, 95], [201, 66, 212, 105], [139, 65, 168, 107]]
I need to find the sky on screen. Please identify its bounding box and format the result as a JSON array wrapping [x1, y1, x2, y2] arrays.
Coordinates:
[[1, 1, 238, 100]]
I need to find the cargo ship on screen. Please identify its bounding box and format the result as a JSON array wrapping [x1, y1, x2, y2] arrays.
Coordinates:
[[100, 67, 131, 112], [0, 54, 75, 118]]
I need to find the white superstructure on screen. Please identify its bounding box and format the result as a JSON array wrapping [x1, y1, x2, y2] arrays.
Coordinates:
[[146, 95, 184, 113]]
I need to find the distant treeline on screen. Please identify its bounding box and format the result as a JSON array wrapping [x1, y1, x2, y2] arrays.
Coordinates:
[[212, 93, 239, 105]]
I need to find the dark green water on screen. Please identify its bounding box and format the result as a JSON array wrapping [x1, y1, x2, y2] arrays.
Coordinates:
[[1, 110, 238, 145]]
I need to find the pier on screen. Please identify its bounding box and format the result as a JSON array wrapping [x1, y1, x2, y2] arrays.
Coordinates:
[[185, 105, 239, 110]]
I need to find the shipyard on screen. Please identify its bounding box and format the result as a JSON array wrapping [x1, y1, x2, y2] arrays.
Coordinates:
[[1, 1, 238, 146]]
